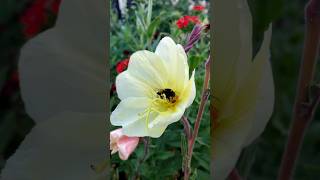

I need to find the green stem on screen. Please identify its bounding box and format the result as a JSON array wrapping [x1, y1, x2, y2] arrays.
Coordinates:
[[134, 137, 150, 180]]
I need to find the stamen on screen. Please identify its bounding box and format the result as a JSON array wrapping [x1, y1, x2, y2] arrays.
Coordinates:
[[138, 88, 178, 129]]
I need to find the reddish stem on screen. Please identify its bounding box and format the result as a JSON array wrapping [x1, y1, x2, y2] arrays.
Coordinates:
[[278, 0, 320, 179], [184, 57, 211, 180]]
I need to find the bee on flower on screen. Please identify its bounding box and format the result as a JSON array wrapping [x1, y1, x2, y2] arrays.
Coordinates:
[[111, 36, 196, 138]]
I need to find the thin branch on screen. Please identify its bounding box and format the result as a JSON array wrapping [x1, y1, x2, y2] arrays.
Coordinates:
[[134, 137, 150, 180], [181, 116, 192, 140], [278, 0, 320, 179], [184, 57, 211, 180]]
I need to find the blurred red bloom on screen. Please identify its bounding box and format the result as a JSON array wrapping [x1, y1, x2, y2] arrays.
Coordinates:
[[0, 70, 20, 97], [116, 58, 130, 73], [188, 16, 201, 24], [20, 0, 62, 38], [176, 16, 189, 29], [176, 16, 201, 29], [20, 0, 47, 38], [50, 0, 61, 14], [193, 5, 205, 11]]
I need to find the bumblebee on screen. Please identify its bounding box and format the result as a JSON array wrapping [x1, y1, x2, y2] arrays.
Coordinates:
[[157, 88, 177, 103]]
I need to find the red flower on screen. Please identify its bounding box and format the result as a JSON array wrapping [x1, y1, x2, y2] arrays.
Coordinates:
[[176, 16, 201, 29], [193, 5, 205, 11], [20, 0, 47, 38], [116, 59, 130, 73], [20, 0, 62, 38], [176, 16, 189, 29], [50, 0, 62, 14], [188, 16, 201, 24]]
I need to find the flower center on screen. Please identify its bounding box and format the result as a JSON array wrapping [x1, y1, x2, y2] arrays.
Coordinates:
[[139, 88, 179, 129], [156, 88, 177, 103]]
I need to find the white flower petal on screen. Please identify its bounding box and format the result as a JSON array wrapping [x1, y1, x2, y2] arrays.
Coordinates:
[[212, 114, 252, 180], [212, 0, 274, 179], [155, 37, 189, 92], [148, 105, 185, 129], [127, 50, 168, 90], [213, 28, 273, 180], [18, 0, 106, 122], [5, 1, 108, 179], [123, 118, 168, 138], [181, 70, 196, 108], [213, 0, 252, 106], [244, 27, 274, 145], [111, 97, 150, 126], [1, 112, 108, 180], [116, 71, 153, 100]]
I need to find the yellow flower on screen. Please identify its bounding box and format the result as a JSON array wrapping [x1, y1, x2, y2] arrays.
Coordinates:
[[111, 37, 196, 138], [212, 0, 274, 179]]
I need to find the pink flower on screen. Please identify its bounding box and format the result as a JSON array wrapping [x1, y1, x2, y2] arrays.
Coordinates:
[[110, 128, 139, 160]]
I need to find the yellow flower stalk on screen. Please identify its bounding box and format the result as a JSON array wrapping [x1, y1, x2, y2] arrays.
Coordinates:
[[212, 0, 274, 179], [111, 37, 196, 138]]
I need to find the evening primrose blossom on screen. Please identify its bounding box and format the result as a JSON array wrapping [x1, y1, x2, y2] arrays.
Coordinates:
[[111, 37, 196, 138]]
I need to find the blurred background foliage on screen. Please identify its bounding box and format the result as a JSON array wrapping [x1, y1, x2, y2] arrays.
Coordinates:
[[0, 0, 318, 179]]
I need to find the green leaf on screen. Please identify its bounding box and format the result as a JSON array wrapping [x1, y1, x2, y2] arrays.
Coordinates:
[[156, 151, 175, 160], [189, 55, 204, 72], [248, 0, 284, 59], [146, 17, 161, 39]]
